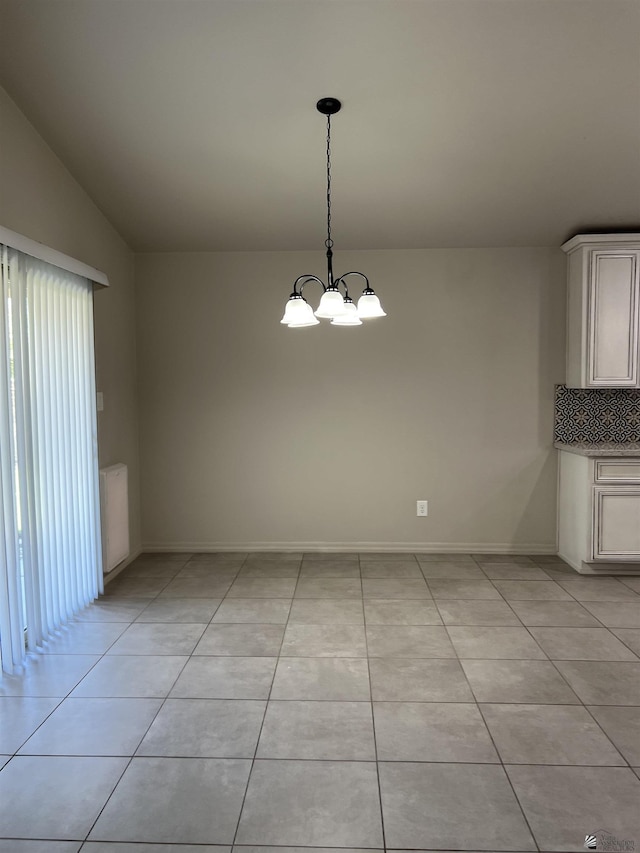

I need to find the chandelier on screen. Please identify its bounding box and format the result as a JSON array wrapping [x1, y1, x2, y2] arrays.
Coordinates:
[[281, 98, 386, 327]]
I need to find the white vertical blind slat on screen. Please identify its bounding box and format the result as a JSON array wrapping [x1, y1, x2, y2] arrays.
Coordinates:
[[51, 274, 64, 628], [56, 278, 73, 620], [0, 246, 26, 673], [86, 290, 104, 597], [11, 252, 39, 650], [43, 274, 60, 634], [69, 286, 82, 608], [32, 266, 50, 642], [67, 282, 85, 608], [24, 261, 44, 646]]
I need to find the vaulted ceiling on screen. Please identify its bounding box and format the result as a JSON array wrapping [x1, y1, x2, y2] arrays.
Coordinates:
[[0, 0, 639, 252]]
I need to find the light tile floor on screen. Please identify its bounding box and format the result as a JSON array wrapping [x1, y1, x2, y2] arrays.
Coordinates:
[[1, 552, 640, 852]]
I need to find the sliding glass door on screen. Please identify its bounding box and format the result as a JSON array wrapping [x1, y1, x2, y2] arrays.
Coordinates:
[[0, 244, 102, 674]]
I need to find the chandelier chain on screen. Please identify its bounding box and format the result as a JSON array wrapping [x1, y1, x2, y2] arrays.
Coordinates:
[[325, 114, 333, 249]]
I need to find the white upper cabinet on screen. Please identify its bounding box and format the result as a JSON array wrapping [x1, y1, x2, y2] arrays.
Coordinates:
[[562, 234, 640, 388]]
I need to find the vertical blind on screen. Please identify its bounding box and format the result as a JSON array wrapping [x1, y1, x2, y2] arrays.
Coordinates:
[[0, 244, 102, 675]]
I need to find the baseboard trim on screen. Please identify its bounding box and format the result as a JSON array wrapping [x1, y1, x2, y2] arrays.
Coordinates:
[[579, 560, 640, 575], [141, 540, 557, 555], [103, 546, 143, 585], [558, 551, 640, 575]]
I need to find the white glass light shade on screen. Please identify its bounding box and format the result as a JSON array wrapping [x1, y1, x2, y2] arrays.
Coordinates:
[[331, 300, 362, 325], [288, 315, 320, 327], [357, 292, 386, 318], [315, 288, 348, 319], [281, 296, 318, 326]]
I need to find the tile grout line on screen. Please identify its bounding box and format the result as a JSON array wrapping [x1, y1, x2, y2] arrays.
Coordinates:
[[77, 551, 246, 846], [612, 629, 640, 658], [125, 554, 251, 757], [457, 566, 541, 853], [7, 615, 138, 758], [3, 596, 157, 763], [78, 550, 213, 845], [357, 553, 389, 853], [228, 555, 302, 849], [578, 704, 633, 770]]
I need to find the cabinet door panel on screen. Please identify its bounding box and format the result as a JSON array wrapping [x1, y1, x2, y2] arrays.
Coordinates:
[[588, 252, 639, 386], [593, 487, 640, 559]]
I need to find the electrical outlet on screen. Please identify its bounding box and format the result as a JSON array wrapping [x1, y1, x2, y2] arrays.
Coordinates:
[[417, 500, 428, 517]]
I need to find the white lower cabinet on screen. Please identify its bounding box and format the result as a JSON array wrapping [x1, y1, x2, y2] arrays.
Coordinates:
[[558, 450, 640, 572], [593, 488, 640, 559]]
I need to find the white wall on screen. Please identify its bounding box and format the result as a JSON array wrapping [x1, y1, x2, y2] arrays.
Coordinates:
[[0, 82, 566, 554], [0, 87, 141, 554], [136, 247, 566, 552]]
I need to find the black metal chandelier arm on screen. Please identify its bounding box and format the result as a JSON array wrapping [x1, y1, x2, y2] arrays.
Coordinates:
[[334, 271, 372, 293], [292, 275, 326, 296], [331, 277, 351, 299]]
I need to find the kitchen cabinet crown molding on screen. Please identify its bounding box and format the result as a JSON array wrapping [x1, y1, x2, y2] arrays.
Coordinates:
[[562, 233, 640, 254]]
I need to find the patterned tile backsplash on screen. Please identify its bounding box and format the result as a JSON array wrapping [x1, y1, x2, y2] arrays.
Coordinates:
[[554, 384, 640, 443]]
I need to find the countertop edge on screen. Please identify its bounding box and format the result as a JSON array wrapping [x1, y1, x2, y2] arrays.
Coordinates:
[[554, 442, 640, 457]]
